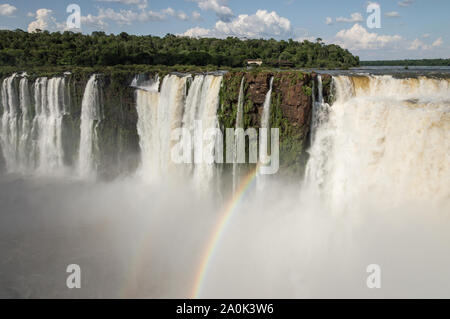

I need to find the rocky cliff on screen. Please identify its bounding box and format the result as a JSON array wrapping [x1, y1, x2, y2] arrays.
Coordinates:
[[219, 70, 325, 177], [1, 69, 331, 179]]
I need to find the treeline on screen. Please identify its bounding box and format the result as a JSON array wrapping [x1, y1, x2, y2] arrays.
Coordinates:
[[0, 29, 359, 69], [361, 59, 450, 66]]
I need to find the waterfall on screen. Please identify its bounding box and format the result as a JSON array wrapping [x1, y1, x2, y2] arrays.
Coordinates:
[[0, 74, 19, 172], [78, 74, 101, 179], [191, 75, 223, 191], [257, 76, 274, 189], [0, 74, 67, 174], [18, 77, 33, 170], [36, 77, 66, 174], [305, 75, 450, 210], [136, 74, 188, 182], [136, 73, 223, 189], [233, 77, 245, 193], [304, 75, 331, 186]]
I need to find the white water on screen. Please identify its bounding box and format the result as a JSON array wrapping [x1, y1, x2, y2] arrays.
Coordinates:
[[257, 76, 274, 189], [136, 74, 222, 190], [2, 72, 450, 298], [306, 75, 450, 211], [78, 74, 101, 179], [136, 74, 188, 182], [1, 74, 20, 172], [190, 75, 223, 191], [0, 74, 67, 174], [232, 77, 245, 193], [36, 77, 66, 174]]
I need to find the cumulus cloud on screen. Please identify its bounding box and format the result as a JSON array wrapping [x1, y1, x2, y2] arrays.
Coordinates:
[[162, 7, 175, 16], [408, 38, 430, 51], [182, 9, 291, 39], [190, 0, 233, 22], [192, 11, 202, 21], [27, 9, 65, 32], [398, 0, 414, 7], [82, 6, 192, 29], [385, 11, 400, 18], [88, 8, 164, 26], [335, 12, 363, 23], [96, 0, 148, 9], [162, 7, 189, 21], [407, 37, 443, 51], [325, 17, 333, 25], [432, 37, 443, 47], [334, 23, 402, 51], [0, 3, 17, 16]]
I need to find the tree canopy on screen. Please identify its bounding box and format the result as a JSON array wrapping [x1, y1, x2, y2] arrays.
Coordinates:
[[0, 30, 359, 69], [361, 59, 450, 66]]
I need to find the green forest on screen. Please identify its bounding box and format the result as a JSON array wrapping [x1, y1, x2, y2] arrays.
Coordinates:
[[361, 59, 450, 66], [0, 29, 359, 69]]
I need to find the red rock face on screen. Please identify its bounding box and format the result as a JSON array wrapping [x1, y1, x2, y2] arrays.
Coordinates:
[[274, 72, 312, 129], [241, 71, 313, 131], [245, 72, 270, 105]]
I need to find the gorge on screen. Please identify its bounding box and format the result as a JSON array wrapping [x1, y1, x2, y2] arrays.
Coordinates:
[[0, 69, 449, 298]]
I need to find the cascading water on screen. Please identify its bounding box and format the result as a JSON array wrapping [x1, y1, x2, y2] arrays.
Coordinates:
[[190, 75, 223, 191], [136, 73, 223, 190], [136, 74, 188, 182], [36, 77, 66, 174], [233, 77, 245, 193], [78, 74, 101, 179], [18, 76, 33, 170], [305, 75, 450, 211], [0, 73, 20, 172], [257, 76, 274, 189], [0, 74, 67, 174], [304, 75, 331, 187]]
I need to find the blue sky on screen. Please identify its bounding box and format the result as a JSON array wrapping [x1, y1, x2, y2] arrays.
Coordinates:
[[0, 0, 449, 60]]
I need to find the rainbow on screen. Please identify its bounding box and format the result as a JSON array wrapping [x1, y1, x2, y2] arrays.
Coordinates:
[[191, 166, 259, 299]]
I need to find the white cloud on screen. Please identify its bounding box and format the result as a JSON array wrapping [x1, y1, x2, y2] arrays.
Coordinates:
[[422, 33, 430, 38], [163, 7, 188, 21], [82, 6, 195, 29], [192, 11, 202, 21], [182, 10, 291, 39], [27, 9, 65, 32], [335, 12, 363, 23], [398, 0, 414, 7], [325, 17, 333, 25], [407, 37, 443, 51], [163, 7, 175, 16], [334, 23, 403, 51], [385, 11, 400, 18], [96, 0, 148, 9], [408, 38, 430, 51], [432, 37, 443, 47], [177, 12, 189, 21], [27, 12, 35, 17], [0, 3, 17, 16], [190, 0, 233, 21]]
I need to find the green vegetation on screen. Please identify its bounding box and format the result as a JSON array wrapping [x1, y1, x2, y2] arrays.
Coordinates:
[[0, 29, 359, 69], [361, 59, 450, 66]]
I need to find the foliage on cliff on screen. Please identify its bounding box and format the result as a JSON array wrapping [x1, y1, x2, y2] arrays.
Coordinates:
[[219, 71, 317, 177], [361, 59, 450, 66], [0, 29, 359, 69]]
